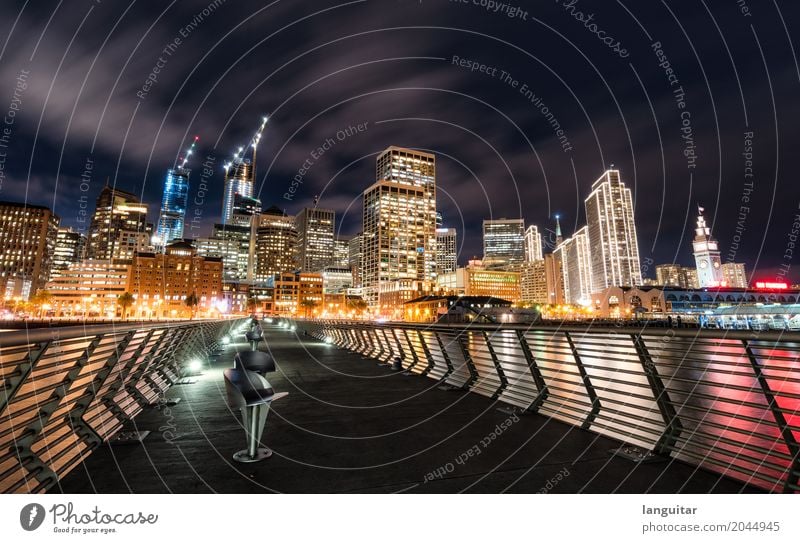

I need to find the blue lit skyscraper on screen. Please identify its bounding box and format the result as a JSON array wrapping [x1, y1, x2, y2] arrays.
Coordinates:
[[156, 167, 191, 245], [156, 137, 197, 247]]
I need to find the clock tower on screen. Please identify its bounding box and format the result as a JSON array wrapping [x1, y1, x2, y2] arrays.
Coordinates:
[[693, 206, 723, 287]]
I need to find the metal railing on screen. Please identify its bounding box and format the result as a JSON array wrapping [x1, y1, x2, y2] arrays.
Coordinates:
[[301, 320, 800, 493], [0, 319, 245, 494]]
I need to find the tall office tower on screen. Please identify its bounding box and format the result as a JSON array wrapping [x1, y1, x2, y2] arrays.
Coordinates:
[[86, 185, 151, 263], [348, 232, 363, 288], [0, 201, 60, 297], [332, 236, 351, 269], [655, 264, 682, 287], [721, 262, 748, 288], [435, 227, 457, 276], [52, 227, 86, 276], [692, 206, 723, 287], [554, 226, 593, 305], [524, 224, 543, 262], [681, 266, 699, 289], [254, 206, 297, 282], [482, 219, 525, 270], [221, 158, 253, 225], [584, 169, 642, 290], [362, 146, 437, 307], [544, 252, 564, 304], [155, 167, 191, 247], [228, 193, 262, 227], [295, 207, 335, 272]]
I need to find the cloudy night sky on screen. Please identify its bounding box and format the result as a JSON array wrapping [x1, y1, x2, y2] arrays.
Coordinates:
[[1, 0, 799, 281]]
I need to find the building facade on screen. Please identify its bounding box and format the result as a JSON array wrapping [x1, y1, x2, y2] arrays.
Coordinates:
[[362, 146, 437, 308], [584, 169, 642, 290], [155, 166, 190, 246], [520, 260, 547, 305], [524, 224, 543, 262], [295, 207, 335, 272], [46, 260, 129, 317], [0, 201, 60, 298], [555, 225, 593, 305], [435, 227, 457, 276], [52, 227, 86, 278], [482, 218, 525, 270], [221, 158, 253, 225], [348, 232, 363, 288], [86, 186, 151, 263], [254, 206, 297, 282], [437, 262, 520, 303], [721, 262, 748, 288], [127, 241, 223, 318]]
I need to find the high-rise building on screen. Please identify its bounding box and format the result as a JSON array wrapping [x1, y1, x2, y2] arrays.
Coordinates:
[[721, 262, 748, 288], [362, 146, 437, 308], [520, 260, 547, 304], [127, 240, 223, 318], [333, 236, 351, 269], [228, 193, 262, 227], [254, 206, 297, 282], [681, 267, 699, 289], [482, 218, 525, 270], [0, 201, 60, 297], [155, 166, 190, 247], [221, 158, 253, 225], [295, 207, 335, 272], [544, 252, 565, 305], [348, 232, 363, 288], [524, 224, 543, 262], [584, 169, 642, 290], [195, 223, 251, 282], [555, 226, 593, 305], [52, 227, 86, 277], [436, 227, 457, 276], [655, 264, 682, 287], [86, 185, 151, 263], [692, 206, 723, 287]]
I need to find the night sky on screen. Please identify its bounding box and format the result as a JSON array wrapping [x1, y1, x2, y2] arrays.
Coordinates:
[[1, 0, 799, 281]]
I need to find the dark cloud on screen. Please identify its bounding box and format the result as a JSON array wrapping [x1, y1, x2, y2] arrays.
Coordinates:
[[0, 0, 799, 280]]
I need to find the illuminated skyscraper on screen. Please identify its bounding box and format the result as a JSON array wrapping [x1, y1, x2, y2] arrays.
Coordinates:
[[333, 236, 351, 269], [584, 169, 642, 289], [0, 201, 60, 297], [362, 146, 437, 308], [295, 207, 335, 272], [52, 227, 86, 277], [349, 232, 363, 288], [524, 224, 543, 262], [555, 226, 593, 304], [221, 158, 253, 225], [483, 219, 525, 270], [254, 206, 297, 282], [87, 185, 151, 263], [436, 227, 457, 275], [155, 167, 190, 246], [692, 206, 723, 287]]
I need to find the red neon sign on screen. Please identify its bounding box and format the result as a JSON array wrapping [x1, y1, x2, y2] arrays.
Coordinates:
[[754, 281, 788, 290]]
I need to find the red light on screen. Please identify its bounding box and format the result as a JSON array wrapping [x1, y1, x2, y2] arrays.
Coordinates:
[[755, 281, 788, 290]]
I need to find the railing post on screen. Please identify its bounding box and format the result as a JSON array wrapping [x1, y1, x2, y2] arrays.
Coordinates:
[[402, 329, 421, 372], [434, 331, 455, 381], [0, 340, 49, 414], [631, 333, 682, 455], [457, 330, 479, 388], [482, 330, 507, 399], [564, 331, 600, 430], [416, 330, 434, 376], [743, 339, 800, 493], [515, 330, 547, 412]]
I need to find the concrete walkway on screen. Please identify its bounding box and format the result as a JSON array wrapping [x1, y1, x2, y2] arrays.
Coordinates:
[[58, 324, 759, 493]]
